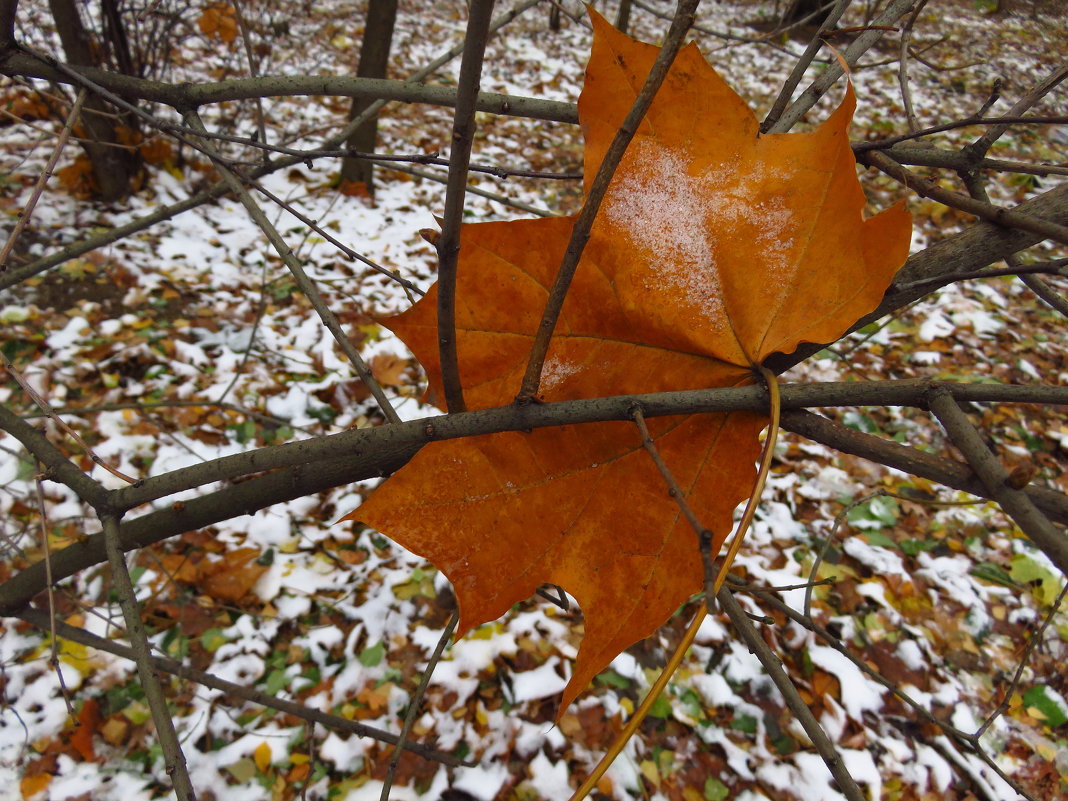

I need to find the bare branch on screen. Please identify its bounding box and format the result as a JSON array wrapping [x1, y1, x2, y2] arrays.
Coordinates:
[[182, 110, 402, 425], [717, 586, 866, 801], [927, 388, 1068, 576], [436, 0, 498, 413], [102, 515, 197, 801], [517, 0, 701, 401]]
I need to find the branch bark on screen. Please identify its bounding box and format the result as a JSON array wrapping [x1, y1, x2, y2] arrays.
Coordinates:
[[4, 381, 1067, 617]]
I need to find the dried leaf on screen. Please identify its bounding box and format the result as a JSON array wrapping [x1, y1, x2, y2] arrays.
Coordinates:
[[350, 11, 910, 711], [201, 547, 268, 602], [370, 353, 409, 387], [253, 741, 273, 773], [198, 3, 238, 43]]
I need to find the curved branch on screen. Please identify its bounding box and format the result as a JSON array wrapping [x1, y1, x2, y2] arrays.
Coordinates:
[[0, 49, 577, 123], [4, 381, 1067, 617]]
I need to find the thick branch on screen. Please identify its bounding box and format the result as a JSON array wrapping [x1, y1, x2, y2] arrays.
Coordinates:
[[41, 381, 1068, 511], [4, 381, 1067, 616], [860, 149, 1068, 245], [780, 410, 1068, 527], [0, 49, 577, 122]]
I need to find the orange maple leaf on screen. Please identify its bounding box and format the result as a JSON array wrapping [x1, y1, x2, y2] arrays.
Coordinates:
[[350, 12, 910, 711], [197, 3, 238, 44]]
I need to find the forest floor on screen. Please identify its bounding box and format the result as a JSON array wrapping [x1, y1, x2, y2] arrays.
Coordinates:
[[0, 0, 1067, 800]]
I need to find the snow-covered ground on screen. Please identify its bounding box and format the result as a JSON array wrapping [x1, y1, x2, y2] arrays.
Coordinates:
[[1, 0, 1066, 799]]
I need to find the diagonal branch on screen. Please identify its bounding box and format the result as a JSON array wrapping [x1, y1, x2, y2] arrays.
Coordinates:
[[516, 0, 701, 401], [927, 388, 1068, 576], [860, 149, 1068, 245], [767, 0, 919, 134], [761, 0, 852, 132], [0, 405, 109, 509], [182, 111, 402, 425], [103, 516, 197, 801], [717, 586, 866, 801], [16, 607, 471, 767]]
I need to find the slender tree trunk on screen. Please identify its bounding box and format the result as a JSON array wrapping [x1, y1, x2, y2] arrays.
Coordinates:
[[781, 0, 835, 27], [614, 0, 632, 34], [339, 0, 398, 194], [101, 0, 135, 76], [48, 0, 140, 201], [0, 0, 19, 49]]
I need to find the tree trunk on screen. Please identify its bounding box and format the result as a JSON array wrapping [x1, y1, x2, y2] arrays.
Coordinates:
[[339, 0, 398, 194], [48, 0, 140, 201], [100, 0, 136, 77], [614, 0, 632, 34], [781, 0, 834, 27]]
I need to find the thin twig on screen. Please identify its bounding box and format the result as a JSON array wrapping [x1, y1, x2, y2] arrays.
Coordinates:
[[182, 110, 402, 424], [0, 0, 543, 293], [884, 143, 1068, 178], [33, 463, 76, 718], [854, 113, 1068, 153], [632, 406, 719, 590], [231, 0, 267, 152], [976, 581, 1068, 738], [0, 351, 137, 484], [247, 180, 424, 295], [895, 0, 929, 132], [964, 63, 1068, 161], [804, 489, 885, 617], [0, 89, 86, 272], [102, 515, 197, 801], [891, 260, 1068, 293], [1019, 273, 1068, 318], [380, 609, 459, 801], [386, 161, 559, 217]]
